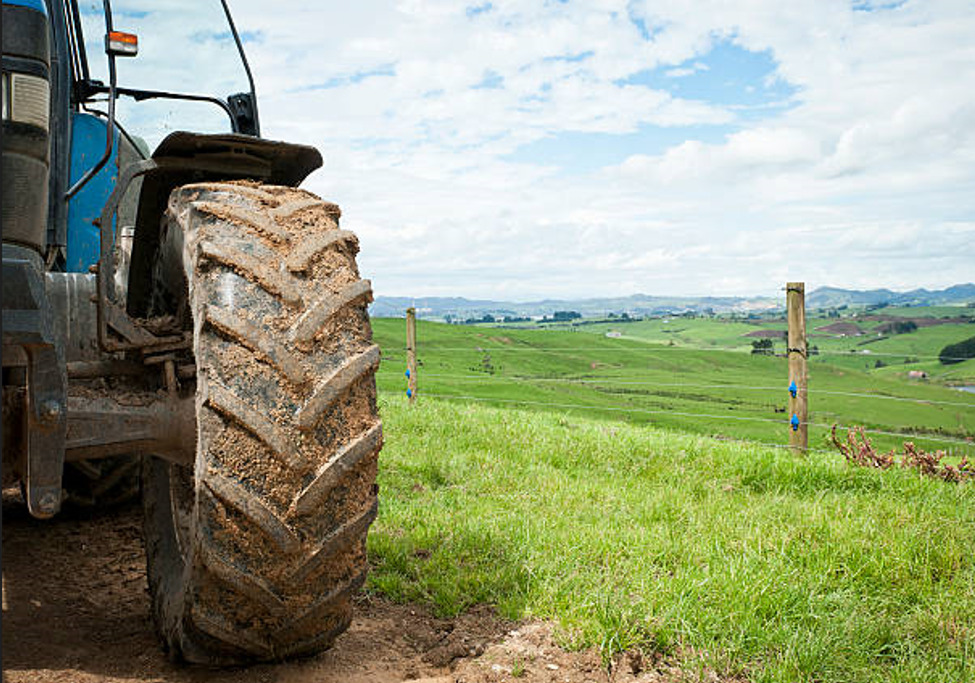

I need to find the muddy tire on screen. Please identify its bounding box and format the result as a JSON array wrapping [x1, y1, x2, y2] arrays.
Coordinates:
[[142, 182, 381, 665], [62, 457, 141, 509]]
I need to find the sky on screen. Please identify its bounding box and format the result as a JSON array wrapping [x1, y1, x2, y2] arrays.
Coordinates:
[[105, 0, 975, 300]]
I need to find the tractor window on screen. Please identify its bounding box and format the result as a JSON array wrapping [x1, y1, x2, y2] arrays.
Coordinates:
[[75, 0, 253, 149]]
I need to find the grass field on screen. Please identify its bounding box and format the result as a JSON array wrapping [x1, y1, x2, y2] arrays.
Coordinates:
[[366, 311, 975, 681], [560, 313, 975, 380], [368, 396, 975, 683], [371, 316, 975, 458]]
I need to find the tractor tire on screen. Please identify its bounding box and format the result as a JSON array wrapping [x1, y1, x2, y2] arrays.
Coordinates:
[[142, 182, 382, 665], [62, 456, 141, 509]]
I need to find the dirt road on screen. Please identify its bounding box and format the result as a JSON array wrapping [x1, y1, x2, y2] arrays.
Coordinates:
[[2, 492, 678, 683]]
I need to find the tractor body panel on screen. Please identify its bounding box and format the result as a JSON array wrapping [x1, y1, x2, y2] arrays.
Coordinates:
[[66, 113, 120, 272], [1, 0, 51, 253]]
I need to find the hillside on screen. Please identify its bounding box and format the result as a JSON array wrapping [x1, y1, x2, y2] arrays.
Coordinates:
[[370, 315, 975, 457], [369, 396, 975, 683], [807, 283, 975, 308]]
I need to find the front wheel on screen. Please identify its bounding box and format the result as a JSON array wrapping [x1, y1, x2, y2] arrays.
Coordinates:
[[142, 182, 382, 664]]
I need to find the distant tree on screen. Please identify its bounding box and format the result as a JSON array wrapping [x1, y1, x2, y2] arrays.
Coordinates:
[[552, 311, 581, 322], [480, 314, 496, 323], [444, 314, 453, 324], [751, 339, 774, 355], [891, 320, 917, 334], [939, 336, 975, 365], [621, 312, 630, 320]]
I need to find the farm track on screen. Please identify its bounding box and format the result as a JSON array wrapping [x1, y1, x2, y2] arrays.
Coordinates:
[[1, 491, 698, 683]]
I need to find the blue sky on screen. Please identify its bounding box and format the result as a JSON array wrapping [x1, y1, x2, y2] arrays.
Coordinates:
[[113, 0, 975, 299], [504, 40, 797, 174]]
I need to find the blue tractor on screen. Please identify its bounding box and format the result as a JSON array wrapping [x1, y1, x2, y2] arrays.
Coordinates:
[[2, 0, 382, 664]]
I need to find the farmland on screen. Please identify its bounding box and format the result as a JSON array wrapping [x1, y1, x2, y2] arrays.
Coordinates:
[[368, 396, 975, 683], [364, 308, 975, 682], [371, 309, 975, 458]]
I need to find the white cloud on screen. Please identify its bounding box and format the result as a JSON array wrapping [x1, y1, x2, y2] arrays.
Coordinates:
[[214, 0, 975, 299], [665, 61, 710, 78]]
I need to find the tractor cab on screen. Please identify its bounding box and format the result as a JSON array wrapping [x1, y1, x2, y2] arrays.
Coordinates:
[[2, 0, 319, 518], [4, 0, 261, 274]]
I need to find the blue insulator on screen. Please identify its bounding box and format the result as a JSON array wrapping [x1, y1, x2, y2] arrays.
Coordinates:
[[406, 389, 412, 398], [405, 369, 411, 378], [790, 414, 800, 431], [788, 380, 797, 398]]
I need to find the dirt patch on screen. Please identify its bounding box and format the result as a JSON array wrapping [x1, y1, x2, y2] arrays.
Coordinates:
[[3, 493, 725, 683], [857, 315, 971, 327], [812, 322, 864, 336]]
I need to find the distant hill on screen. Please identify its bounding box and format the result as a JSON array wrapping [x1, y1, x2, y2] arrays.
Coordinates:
[[372, 284, 975, 319], [371, 293, 779, 319], [807, 284, 975, 309]]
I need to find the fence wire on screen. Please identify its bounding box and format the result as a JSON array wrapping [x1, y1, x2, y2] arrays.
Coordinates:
[[377, 370, 975, 409], [385, 390, 973, 451], [397, 344, 973, 363], [376, 326, 975, 455]]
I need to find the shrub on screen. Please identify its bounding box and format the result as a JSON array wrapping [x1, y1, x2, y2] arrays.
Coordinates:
[[938, 335, 975, 364], [830, 425, 972, 482]]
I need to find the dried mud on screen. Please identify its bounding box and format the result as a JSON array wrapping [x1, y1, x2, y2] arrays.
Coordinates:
[[0, 492, 721, 683]]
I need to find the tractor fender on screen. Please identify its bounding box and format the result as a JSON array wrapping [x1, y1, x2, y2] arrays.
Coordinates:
[[124, 133, 323, 318]]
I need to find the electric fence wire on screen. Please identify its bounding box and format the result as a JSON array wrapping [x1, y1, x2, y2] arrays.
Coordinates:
[[416, 391, 788, 425], [396, 345, 972, 362], [376, 371, 975, 409], [380, 387, 844, 456], [402, 391, 973, 449]]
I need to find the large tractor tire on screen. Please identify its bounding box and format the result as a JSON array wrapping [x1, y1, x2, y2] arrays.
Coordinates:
[[142, 182, 382, 664]]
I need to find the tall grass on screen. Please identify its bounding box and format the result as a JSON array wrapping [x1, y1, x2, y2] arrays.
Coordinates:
[[368, 395, 975, 683]]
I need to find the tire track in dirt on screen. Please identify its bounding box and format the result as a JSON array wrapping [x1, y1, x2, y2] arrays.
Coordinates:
[[2, 491, 719, 683]]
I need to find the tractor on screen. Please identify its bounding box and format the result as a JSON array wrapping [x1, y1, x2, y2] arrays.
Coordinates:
[[2, 0, 382, 664]]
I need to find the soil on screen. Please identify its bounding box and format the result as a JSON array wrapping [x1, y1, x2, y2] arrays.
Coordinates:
[[1, 490, 714, 683], [813, 322, 864, 336]]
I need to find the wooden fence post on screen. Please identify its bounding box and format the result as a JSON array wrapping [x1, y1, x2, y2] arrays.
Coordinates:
[[787, 282, 808, 452], [406, 307, 417, 404]]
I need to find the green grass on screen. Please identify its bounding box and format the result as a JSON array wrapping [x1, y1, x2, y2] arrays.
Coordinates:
[[871, 306, 975, 319], [369, 396, 975, 683], [509, 310, 975, 383], [372, 318, 975, 458], [573, 314, 975, 371]]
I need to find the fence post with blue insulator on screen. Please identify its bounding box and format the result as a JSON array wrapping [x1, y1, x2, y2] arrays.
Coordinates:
[[406, 307, 417, 404], [786, 282, 808, 452]]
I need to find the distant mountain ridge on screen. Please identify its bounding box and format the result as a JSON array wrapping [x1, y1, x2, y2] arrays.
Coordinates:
[[806, 284, 975, 308], [370, 293, 777, 319], [371, 284, 975, 319]]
